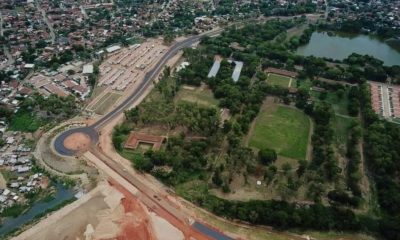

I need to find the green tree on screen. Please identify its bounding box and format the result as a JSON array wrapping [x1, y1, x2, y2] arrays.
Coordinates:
[[258, 148, 277, 165]]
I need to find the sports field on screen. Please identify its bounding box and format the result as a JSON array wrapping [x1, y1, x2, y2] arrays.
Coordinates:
[[266, 73, 296, 88], [175, 86, 219, 107], [249, 105, 310, 160]]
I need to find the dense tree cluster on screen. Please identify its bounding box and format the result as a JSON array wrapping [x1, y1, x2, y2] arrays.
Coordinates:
[[115, 19, 400, 239], [359, 83, 400, 240], [193, 192, 367, 232]]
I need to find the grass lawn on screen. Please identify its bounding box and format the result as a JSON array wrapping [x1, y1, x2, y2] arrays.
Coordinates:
[[298, 79, 312, 90], [119, 149, 143, 162], [92, 92, 121, 115], [249, 105, 310, 160], [285, 24, 308, 41], [333, 115, 358, 145], [9, 111, 45, 132], [267, 73, 293, 88], [175, 86, 219, 107]]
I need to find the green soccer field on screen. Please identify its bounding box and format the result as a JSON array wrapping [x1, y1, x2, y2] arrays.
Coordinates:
[[248, 105, 310, 160], [266, 73, 293, 88]]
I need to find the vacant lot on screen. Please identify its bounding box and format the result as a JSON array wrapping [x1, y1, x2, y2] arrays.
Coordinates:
[[175, 86, 219, 107], [249, 105, 310, 160], [91, 92, 122, 115], [266, 73, 296, 88]]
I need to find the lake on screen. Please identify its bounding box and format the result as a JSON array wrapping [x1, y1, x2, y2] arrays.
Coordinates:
[[0, 183, 75, 237], [296, 31, 400, 66]]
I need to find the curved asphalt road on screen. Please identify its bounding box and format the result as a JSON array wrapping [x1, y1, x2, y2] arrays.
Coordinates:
[[53, 30, 236, 240], [91, 34, 204, 130], [53, 127, 99, 156], [54, 30, 222, 156]]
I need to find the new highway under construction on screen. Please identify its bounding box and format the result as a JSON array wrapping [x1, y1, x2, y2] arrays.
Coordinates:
[[53, 28, 234, 240]]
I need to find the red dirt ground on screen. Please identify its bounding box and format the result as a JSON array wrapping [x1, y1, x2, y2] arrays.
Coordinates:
[[63, 132, 91, 152], [111, 182, 155, 240], [119, 197, 154, 240], [108, 179, 212, 240]]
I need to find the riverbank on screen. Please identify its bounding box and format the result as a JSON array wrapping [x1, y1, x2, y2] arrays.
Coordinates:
[[0, 183, 75, 239]]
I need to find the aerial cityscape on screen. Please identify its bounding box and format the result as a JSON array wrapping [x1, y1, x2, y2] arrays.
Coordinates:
[[0, 0, 399, 239]]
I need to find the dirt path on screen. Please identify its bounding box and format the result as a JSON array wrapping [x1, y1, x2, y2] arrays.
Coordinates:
[[305, 117, 314, 161], [0, 171, 6, 189]]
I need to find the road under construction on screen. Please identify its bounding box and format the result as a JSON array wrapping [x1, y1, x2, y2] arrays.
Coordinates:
[[53, 28, 234, 240]]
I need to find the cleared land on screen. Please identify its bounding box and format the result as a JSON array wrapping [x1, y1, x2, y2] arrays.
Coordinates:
[[90, 92, 122, 115], [175, 86, 219, 107], [266, 73, 296, 88], [248, 104, 310, 160]]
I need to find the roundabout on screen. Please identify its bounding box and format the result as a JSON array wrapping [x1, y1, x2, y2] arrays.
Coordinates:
[[53, 127, 99, 156]]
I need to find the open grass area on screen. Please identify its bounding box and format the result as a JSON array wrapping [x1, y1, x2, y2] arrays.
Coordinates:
[[266, 73, 295, 88], [297, 79, 312, 90], [91, 92, 121, 115], [286, 24, 308, 41], [333, 115, 358, 144], [249, 105, 310, 160], [119, 149, 143, 162], [175, 86, 219, 107], [311, 89, 350, 116]]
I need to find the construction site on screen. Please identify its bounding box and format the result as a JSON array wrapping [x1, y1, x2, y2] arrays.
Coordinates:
[[12, 180, 185, 240], [87, 39, 168, 115]]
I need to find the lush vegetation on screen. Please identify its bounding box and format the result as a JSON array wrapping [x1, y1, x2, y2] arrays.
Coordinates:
[[6, 93, 79, 132], [358, 83, 400, 240], [114, 19, 400, 239]]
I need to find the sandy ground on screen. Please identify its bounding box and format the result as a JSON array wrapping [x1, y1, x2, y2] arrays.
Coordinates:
[[149, 212, 184, 240], [12, 180, 178, 240], [63, 132, 92, 152], [12, 183, 109, 240]]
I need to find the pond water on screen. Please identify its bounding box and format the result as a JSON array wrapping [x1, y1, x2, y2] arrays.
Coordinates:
[[296, 31, 400, 66], [0, 183, 75, 237]]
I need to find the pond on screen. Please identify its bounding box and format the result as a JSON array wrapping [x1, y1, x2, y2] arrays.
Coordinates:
[[0, 183, 75, 237], [296, 31, 400, 66]]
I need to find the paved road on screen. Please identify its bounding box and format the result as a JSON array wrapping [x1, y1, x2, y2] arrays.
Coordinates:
[[36, 3, 56, 44], [86, 149, 214, 240], [0, 11, 15, 70], [53, 127, 98, 156], [51, 15, 319, 238], [53, 28, 223, 156], [91, 34, 208, 130]]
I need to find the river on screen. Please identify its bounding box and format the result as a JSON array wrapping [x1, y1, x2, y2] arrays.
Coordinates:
[[296, 31, 400, 66], [0, 183, 75, 237]]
